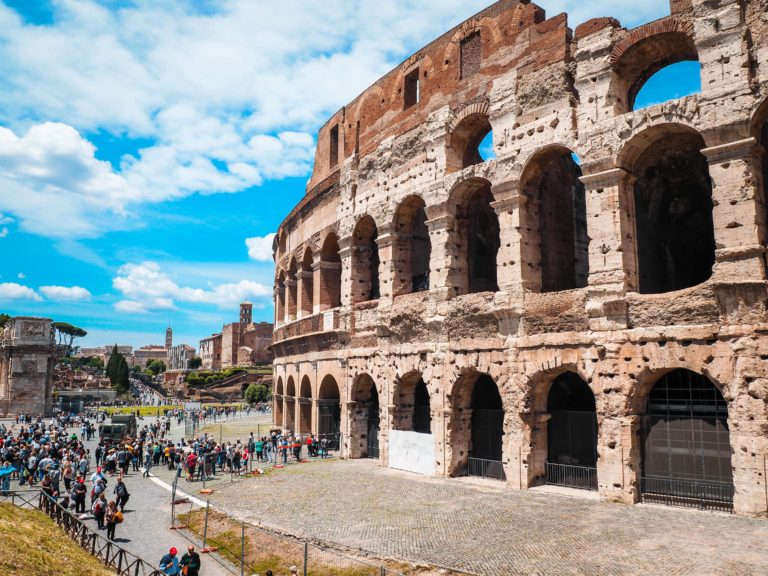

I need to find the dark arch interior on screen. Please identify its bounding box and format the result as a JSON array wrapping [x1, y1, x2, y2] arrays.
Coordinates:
[[466, 185, 500, 294], [762, 120, 768, 241], [413, 378, 431, 434], [318, 376, 341, 449], [451, 113, 492, 171], [368, 385, 380, 458], [470, 375, 503, 461], [643, 369, 731, 485], [320, 234, 341, 309], [633, 131, 715, 294], [546, 372, 597, 471], [353, 217, 380, 302], [394, 197, 431, 294]]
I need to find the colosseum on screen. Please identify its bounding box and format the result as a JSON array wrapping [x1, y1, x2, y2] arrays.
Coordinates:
[[271, 0, 768, 517]]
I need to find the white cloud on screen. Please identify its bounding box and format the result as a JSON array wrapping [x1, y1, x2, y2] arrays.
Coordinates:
[[113, 261, 271, 313], [17, 273, 24, 279], [0, 1, 670, 240], [0, 282, 41, 301], [39, 285, 92, 301], [245, 233, 276, 262], [0, 228, 8, 238]]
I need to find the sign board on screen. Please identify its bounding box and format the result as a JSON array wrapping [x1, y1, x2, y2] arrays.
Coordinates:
[[388, 430, 435, 476], [184, 401, 202, 411], [323, 311, 334, 331]]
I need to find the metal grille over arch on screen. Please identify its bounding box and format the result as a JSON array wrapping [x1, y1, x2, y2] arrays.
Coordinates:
[[285, 376, 296, 433], [273, 377, 284, 429], [640, 369, 734, 512], [317, 375, 341, 451], [298, 375, 313, 434], [545, 372, 598, 490]]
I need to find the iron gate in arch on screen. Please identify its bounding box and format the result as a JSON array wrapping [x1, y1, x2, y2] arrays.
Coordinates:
[[317, 399, 341, 451], [467, 408, 506, 481], [641, 369, 734, 512], [545, 410, 598, 490]]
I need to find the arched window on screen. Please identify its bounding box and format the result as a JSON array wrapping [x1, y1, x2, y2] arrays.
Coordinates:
[[463, 182, 499, 294], [633, 61, 701, 110], [393, 196, 431, 296], [286, 259, 298, 321], [285, 376, 296, 432], [299, 248, 314, 317], [319, 233, 341, 310], [274, 377, 284, 429], [350, 374, 379, 459], [299, 376, 313, 433], [318, 375, 341, 450], [624, 126, 715, 294], [392, 373, 431, 434], [275, 270, 286, 325], [446, 112, 492, 173], [545, 372, 597, 490], [351, 216, 380, 303], [520, 147, 589, 292], [641, 369, 733, 511]]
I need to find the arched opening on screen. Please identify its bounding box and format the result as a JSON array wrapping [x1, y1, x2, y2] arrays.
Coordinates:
[[286, 258, 298, 321], [610, 29, 698, 114], [275, 270, 286, 326], [350, 374, 379, 459], [545, 372, 597, 490], [451, 178, 499, 295], [318, 375, 341, 450], [319, 233, 341, 310], [299, 248, 314, 317], [625, 126, 715, 294], [392, 373, 431, 434], [520, 147, 589, 292], [640, 369, 733, 511], [392, 196, 431, 296], [274, 377, 284, 428], [351, 216, 380, 303], [285, 376, 296, 433], [758, 106, 768, 243], [299, 375, 313, 434], [447, 113, 492, 173], [633, 61, 701, 110], [479, 130, 496, 161]]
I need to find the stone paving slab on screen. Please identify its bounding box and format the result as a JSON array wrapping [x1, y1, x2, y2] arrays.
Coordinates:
[[210, 459, 768, 576]]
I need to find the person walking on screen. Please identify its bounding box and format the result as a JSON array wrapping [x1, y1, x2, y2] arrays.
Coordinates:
[[92, 493, 106, 529], [113, 476, 130, 512], [73, 478, 87, 514], [104, 500, 120, 541], [179, 545, 201, 576], [159, 547, 180, 575], [143, 445, 153, 477]]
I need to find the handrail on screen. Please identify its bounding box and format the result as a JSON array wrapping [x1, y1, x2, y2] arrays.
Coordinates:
[[1, 490, 164, 575]]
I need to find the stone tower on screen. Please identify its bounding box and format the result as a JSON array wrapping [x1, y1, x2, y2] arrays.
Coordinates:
[[165, 326, 173, 350], [240, 302, 253, 326]]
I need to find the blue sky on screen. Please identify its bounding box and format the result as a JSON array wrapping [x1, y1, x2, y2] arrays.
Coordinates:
[[0, 0, 695, 350]]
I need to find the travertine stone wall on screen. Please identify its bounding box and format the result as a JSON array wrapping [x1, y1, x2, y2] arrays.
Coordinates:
[[0, 317, 55, 417], [272, 0, 768, 517]]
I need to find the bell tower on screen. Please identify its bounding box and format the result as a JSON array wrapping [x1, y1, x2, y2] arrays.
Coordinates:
[[165, 325, 173, 350]]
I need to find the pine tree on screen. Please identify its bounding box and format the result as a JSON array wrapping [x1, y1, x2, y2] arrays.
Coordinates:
[[115, 355, 130, 393], [106, 344, 119, 384]]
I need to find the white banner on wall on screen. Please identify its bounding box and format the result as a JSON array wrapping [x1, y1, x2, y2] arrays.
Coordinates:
[[388, 430, 435, 476]]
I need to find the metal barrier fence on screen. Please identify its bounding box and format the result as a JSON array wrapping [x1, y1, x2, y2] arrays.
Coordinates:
[[466, 457, 506, 481], [1, 490, 164, 575], [171, 498, 406, 576], [545, 462, 598, 491], [640, 476, 734, 513]]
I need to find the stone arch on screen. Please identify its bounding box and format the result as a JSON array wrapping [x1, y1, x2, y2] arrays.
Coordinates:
[[299, 247, 314, 317], [274, 376, 284, 429], [752, 99, 768, 251], [638, 368, 733, 511], [442, 18, 504, 73], [275, 269, 286, 325], [285, 376, 296, 432], [449, 177, 499, 295], [446, 102, 492, 173], [519, 145, 588, 293], [298, 375, 313, 434], [286, 257, 298, 321], [609, 18, 697, 113], [319, 232, 341, 310], [349, 373, 380, 459], [392, 195, 431, 296], [318, 375, 341, 449], [278, 230, 287, 258], [447, 370, 505, 479], [617, 124, 715, 294], [351, 215, 380, 303], [392, 371, 432, 434]]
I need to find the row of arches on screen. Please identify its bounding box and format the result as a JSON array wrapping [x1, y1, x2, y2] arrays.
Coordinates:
[[274, 367, 733, 510]]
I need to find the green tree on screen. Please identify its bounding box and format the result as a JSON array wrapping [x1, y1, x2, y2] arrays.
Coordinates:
[[106, 344, 120, 383], [87, 356, 104, 370], [52, 321, 88, 357], [188, 356, 203, 370], [146, 359, 166, 375], [114, 355, 130, 394], [245, 382, 270, 404], [0, 313, 10, 329]]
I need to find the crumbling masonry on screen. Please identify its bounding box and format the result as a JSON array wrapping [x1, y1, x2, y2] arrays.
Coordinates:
[[272, 0, 768, 516]]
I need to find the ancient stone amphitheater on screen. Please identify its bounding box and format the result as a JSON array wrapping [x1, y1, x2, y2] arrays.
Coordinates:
[[272, 0, 768, 517]]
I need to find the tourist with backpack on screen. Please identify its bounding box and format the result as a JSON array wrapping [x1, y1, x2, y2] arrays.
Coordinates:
[[160, 547, 180, 575], [104, 500, 121, 541]]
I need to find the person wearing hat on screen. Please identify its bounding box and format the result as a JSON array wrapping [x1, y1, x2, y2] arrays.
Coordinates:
[[179, 545, 201, 576], [160, 547, 180, 575]]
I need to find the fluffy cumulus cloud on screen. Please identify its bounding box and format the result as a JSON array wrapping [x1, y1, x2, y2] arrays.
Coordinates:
[[0, 0, 669, 240], [245, 233, 276, 262], [113, 261, 271, 313], [0, 282, 41, 301], [39, 285, 92, 301]]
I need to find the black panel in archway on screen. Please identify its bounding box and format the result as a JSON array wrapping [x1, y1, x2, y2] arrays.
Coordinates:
[[642, 369, 732, 484], [318, 400, 341, 450], [471, 375, 504, 461], [547, 372, 597, 467], [367, 387, 380, 458], [413, 379, 431, 434]]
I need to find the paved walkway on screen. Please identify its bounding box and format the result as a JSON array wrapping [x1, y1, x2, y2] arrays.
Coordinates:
[[209, 459, 768, 576]]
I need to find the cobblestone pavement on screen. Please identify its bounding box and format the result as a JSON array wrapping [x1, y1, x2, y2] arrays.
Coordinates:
[[210, 459, 768, 576]]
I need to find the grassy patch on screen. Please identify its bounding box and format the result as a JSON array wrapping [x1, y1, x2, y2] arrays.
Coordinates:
[[0, 503, 113, 576], [198, 417, 274, 444], [103, 405, 181, 416]]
